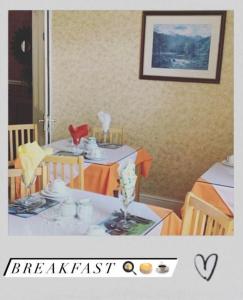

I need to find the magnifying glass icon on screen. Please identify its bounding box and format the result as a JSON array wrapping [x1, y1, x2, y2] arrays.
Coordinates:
[[123, 261, 137, 275]]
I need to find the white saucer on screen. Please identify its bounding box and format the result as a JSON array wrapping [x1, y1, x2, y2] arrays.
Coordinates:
[[20, 195, 46, 207], [41, 190, 67, 200], [44, 187, 60, 194], [222, 160, 234, 167], [44, 187, 68, 195]]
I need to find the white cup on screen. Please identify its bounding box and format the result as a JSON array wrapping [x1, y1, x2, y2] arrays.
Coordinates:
[[61, 197, 75, 218], [50, 179, 67, 194], [227, 155, 234, 166], [79, 198, 93, 224]]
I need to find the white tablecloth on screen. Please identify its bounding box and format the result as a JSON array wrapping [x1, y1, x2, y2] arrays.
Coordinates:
[[45, 139, 138, 184], [49, 139, 138, 166], [201, 162, 234, 188], [201, 162, 234, 214], [9, 189, 164, 236]]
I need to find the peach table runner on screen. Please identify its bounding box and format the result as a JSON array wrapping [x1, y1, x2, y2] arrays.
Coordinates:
[[180, 178, 233, 218], [13, 147, 152, 198], [149, 205, 182, 235], [80, 148, 153, 196], [181, 161, 234, 218], [192, 179, 233, 217]]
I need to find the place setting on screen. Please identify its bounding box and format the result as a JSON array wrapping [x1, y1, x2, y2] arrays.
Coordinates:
[[95, 161, 162, 236], [52, 112, 123, 161], [40, 178, 69, 201], [9, 179, 68, 219], [54, 126, 107, 163]]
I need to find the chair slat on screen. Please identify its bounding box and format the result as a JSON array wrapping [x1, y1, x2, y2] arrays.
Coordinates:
[[53, 163, 57, 179], [8, 164, 47, 202], [9, 130, 14, 162], [92, 127, 124, 144], [44, 155, 84, 190], [8, 124, 38, 164], [196, 212, 207, 235], [192, 209, 200, 235], [21, 129, 24, 145], [61, 164, 65, 181], [181, 205, 194, 235], [10, 177, 15, 203], [27, 129, 31, 143]]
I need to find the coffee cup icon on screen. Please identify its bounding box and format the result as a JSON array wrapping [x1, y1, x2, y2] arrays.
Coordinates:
[[156, 264, 169, 273]]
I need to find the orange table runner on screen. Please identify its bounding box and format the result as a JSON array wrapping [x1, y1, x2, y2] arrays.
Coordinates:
[[14, 147, 152, 198], [149, 205, 182, 235], [74, 147, 153, 196], [181, 178, 233, 218], [191, 178, 233, 217]]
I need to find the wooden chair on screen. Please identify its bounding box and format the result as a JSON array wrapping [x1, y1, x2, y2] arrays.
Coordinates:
[[181, 192, 233, 235], [44, 155, 84, 189], [91, 127, 124, 144], [8, 163, 47, 203], [8, 124, 38, 166]]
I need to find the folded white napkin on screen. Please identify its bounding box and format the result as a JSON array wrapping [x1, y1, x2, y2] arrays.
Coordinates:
[[119, 160, 137, 200], [97, 111, 111, 133]]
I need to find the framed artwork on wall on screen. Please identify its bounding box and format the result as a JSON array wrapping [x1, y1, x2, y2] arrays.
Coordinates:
[[139, 11, 227, 83]]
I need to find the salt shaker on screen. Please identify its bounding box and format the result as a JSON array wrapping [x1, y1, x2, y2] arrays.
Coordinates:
[[61, 197, 76, 218], [80, 198, 93, 224]]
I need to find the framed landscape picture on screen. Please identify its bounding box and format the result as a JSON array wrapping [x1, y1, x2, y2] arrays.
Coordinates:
[[139, 11, 226, 83]]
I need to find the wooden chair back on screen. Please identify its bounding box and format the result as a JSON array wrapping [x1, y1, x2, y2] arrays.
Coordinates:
[[44, 155, 84, 189], [181, 192, 233, 235], [91, 127, 124, 144], [8, 124, 38, 165], [8, 163, 47, 203]]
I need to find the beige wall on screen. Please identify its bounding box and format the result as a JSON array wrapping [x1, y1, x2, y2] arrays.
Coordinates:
[[51, 11, 233, 201]]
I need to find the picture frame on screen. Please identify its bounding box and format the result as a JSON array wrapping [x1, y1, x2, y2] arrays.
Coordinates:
[[139, 11, 227, 83]]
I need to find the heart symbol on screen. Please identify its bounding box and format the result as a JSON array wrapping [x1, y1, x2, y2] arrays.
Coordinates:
[[194, 253, 218, 281]]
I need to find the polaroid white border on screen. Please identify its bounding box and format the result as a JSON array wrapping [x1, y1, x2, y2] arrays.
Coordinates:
[[0, 0, 243, 299]]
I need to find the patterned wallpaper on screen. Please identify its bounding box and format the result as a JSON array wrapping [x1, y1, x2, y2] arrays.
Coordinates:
[[51, 11, 233, 201]]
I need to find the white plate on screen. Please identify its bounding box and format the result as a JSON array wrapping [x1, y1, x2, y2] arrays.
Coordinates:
[[19, 196, 46, 207], [222, 160, 234, 167], [40, 190, 67, 200], [43, 187, 61, 194], [41, 189, 66, 196]]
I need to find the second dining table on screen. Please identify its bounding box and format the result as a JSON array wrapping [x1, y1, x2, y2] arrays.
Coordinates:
[[48, 138, 153, 199], [184, 161, 234, 218]]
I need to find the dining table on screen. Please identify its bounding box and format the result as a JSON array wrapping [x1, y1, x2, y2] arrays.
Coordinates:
[[185, 161, 234, 217], [47, 138, 153, 200], [8, 188, 182, 236]]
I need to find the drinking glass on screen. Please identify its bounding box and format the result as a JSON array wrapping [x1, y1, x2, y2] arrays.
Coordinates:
[[118, 189, 135, 229], [72, 136, 81, 155], [103, 130, 108, 144], [21, 174, 37, 205]]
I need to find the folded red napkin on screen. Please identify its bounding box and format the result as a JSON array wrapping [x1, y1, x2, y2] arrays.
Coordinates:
[[68, 124, 89, 144]]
